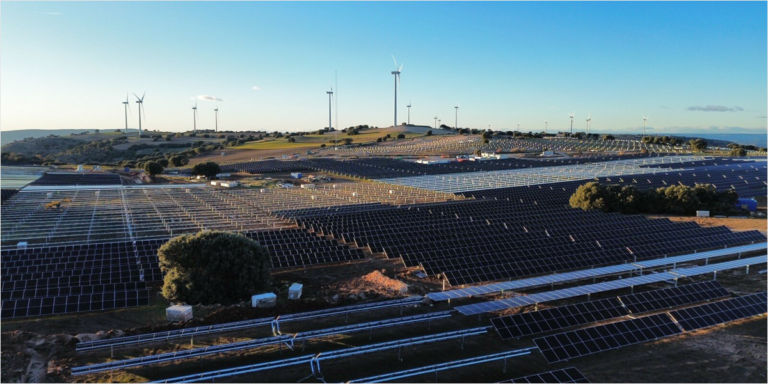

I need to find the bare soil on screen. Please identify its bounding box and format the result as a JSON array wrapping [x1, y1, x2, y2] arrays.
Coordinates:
[[646, 215, 767, 235]]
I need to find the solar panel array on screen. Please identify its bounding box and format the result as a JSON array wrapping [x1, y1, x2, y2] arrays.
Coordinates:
[[297, 156, 656, 180], [1, 189, 19, 203], [618, 281, 729, 314], [346, 348, 536, 383], [490, 281, 730, 340], [500, 367, 589, 383], [295, 195, 766, 286], [219, 159, 310, 174], [428, 243, 765, 302], [670, 292, 767, 331], [152, 327, 490, 383], [1, 229, 365, 318], [455, 255, 767, 315], [29, 173, 122, 186], [491, 298, 627, 340], [533, 314, 682, 363], [463, 161, 766, 201]]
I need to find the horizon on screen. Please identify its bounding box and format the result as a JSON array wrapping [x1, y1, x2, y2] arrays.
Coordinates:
[[1, 2, 766, 135]]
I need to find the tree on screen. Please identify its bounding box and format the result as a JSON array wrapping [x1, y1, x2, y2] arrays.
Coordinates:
[[158, 231, 271, 305], [143, 161, 164, 177], [426, 130, 433, 136], [169, 156, 188, 167], [729, 148, 747, 157], [397, 133, 406, 139], [602, 134, 615, 141], [157, 158, 169, 167], [193, 161, 222, 178], [688, 138, 707, 152], [481, 131, 493, 140]]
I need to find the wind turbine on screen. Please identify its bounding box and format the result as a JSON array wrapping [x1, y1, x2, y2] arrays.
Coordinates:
[[642, 116, 649, 136], [586, 114, 592, 134], [214, 105, 219, 132], [545, 121, 548, 134], [191, 102, 198, 132], [438, 118, 441, 127], [454, 103, 459, 129], [434, 116, 438, 129], [391, 55, 403, 127], [569, 112, 575, 134], [133, 92, 145, 136], [122, 94, 131, 134], [327, 88, 334, 135], [407, 100, 412, 125], [517, 123, 520, 131]]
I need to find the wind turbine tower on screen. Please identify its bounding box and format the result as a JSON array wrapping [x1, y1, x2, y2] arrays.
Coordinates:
[[434, 116, 438, 129], [327, 88, 334, 132], [122, 94, 130, 134], [391, 55, 403, 127], [454, 103, 459, 129], [642, 116, 649, 136], [133, 92, 145, 136], [569, 113, 575, 134], [407, 101, 411, 125], [545, 121, 548, 134], [192, 102, 198, 133], [586, 114, 592, 134], [214, 105, 219, 132]]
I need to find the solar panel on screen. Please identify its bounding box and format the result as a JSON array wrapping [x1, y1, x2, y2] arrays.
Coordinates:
[[533, 313, 682, 363], [455, 255, 766, 315], [427, 243, 766, 302], [500, 367, 589, 383], [346, 348, 536, 383], [618, 281, 729, 314], [670, 292, 767, 331], [491, 297, 628, 340]]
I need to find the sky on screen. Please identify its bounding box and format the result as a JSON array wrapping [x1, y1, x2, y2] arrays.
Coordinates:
[[1, 1, 766, 135]]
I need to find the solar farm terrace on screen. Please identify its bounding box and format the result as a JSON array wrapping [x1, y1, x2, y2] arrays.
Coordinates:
[[1, 152, 766, 383]]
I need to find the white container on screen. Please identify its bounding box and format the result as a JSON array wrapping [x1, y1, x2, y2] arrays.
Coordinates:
[[288, 283, 303, 300], [166, 305, 193, 322], [211, 181, 218, 186], [696, 210, 710, 217], [301, 184, 315, 189], [221, 181, 239, 188], [252, 292, 277, 308], [291, 172, 303, 179]]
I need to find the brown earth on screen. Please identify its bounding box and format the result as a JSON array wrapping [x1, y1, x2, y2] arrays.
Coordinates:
[[646, 215, 767, 235]]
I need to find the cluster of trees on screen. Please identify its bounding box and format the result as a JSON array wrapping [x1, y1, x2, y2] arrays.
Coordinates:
[[158, 231, 271, 305], [569, 182, 740, 216], [688, 138, 707, 152], [726, 143, 765, 156], [641, 136, 684, 146], [193, 161, 222, 178]]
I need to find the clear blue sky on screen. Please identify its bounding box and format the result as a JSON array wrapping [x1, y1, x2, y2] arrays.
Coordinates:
[[2, 1, 766, 134]]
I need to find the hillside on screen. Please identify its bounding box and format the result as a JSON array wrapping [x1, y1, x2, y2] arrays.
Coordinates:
[[1, 129, 138, 145]]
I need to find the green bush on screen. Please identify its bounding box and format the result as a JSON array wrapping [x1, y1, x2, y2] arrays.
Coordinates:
[[193, 161, 221, 178], [143, 161, 164, 176], [158, 231, 271, 305], [729, 148, 747, 157]]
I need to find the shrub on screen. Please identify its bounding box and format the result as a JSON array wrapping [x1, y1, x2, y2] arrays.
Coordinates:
[[397, 133, 405, 139], [193, 161, 221, 178], [158, 231, 271, 305], [729, 148, 747, 157], [426, 130, 432, 136], [688, 138, 707, 152], [142, 161, 164, 176]]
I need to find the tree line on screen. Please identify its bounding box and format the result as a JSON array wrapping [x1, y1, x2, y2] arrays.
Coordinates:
[[569, 181, 741, 216]]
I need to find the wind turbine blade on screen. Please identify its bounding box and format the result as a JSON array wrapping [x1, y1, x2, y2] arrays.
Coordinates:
[[141, 104, 146, 123], [141, 92, 145, 101], [133, 93, 140, 100], [399, 63, 403, 72], [391, 54, 397, 69]]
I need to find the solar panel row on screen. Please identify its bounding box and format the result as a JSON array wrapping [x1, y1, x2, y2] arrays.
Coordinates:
[[500, 367, 589, 383], [491, 281, 730, 340], [670, 292, 767, 331], [533, 314, 682, 363]]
